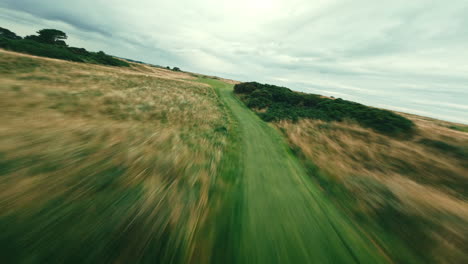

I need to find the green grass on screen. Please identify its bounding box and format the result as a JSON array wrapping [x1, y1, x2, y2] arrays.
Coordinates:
[[200, 78, 389, 264], [193, 77, 244, 264], [3, 48, 455, 264], [275, 118, 468, 264], [449, 125, 468, 133], [0, 51, 232, 263], [288, 144, 427, 263]]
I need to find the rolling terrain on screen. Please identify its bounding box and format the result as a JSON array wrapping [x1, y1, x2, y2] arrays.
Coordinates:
[[234, 81, 468, 264], [1, 49, 467, 264], [0, 50, 233, 263], [200, 78, 387, 263]]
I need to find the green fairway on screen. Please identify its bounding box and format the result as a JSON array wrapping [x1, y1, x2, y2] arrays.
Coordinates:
[[199, 78, 389, 264]]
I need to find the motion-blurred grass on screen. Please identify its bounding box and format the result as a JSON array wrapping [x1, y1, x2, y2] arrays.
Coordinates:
[[0, 50, 234, 263], [276, 117, 468, 263]]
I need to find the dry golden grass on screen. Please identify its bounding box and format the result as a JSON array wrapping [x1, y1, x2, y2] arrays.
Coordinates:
[[0, 50, 232, 263], [276, 117, 468, 263]]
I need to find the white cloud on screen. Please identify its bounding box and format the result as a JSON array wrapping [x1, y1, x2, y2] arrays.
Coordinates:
[[1, 0, 467, 123]]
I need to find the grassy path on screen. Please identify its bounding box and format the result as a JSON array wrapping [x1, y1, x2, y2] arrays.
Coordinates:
[[199, 78, 388, 264]]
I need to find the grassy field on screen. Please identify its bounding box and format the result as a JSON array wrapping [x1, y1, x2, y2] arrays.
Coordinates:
[[2, 48, 466, 264], [0, 50, 235, 263], [0, 50, 389, 264], [232, 78, 468, 263], [201, 78, 388, 264], [276, 116, 468, 263]]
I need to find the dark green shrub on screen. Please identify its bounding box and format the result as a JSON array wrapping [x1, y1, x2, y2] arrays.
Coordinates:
[[0, 27, 129, 67], [234, 82, 414, 136], [246, 89, 273, 109], [234, 82, 262, 94], [247, 97, 272, 109], [0, 38, 83, 61], [91, 51, 129, 67], [69, 47, 90, 55], [0, 27, 22, 40]]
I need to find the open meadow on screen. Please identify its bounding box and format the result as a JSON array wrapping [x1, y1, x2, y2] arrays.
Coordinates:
[[1, 48, 467, 264], [0, 50, 236, 263], [276, 116, 468, 264]]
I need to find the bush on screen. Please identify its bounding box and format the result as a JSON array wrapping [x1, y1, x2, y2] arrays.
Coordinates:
[[91, 51, 129, 67], [0, 28, 129, 67], [0, 38, 83, 61], [234, 82, 414, 136], [234, 82, 262, 94], [0, 27, 22, 40]]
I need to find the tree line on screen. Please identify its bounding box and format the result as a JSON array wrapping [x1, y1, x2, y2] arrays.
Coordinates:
[[0, 27, 129, 67]]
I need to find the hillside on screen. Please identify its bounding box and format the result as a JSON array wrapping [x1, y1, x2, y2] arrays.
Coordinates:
[[0, 50, 234, 263], [234, 82, 468, 263], [1, 48, 467, 264]]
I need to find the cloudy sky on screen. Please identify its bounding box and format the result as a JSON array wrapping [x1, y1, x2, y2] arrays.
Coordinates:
[[1, 0, 467, 123]]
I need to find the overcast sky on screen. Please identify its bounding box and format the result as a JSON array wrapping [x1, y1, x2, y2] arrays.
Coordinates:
[[1, 0, 467, 123]]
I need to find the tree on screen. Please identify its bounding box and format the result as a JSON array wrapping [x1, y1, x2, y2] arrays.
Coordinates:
[[172, 67, 181, 72], [35, 29, 68, 45], [24, 35, 41, 41], [0, 27, 22, 40]]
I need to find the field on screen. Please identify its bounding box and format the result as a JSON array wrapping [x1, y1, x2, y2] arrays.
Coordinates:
[[276, 116, 468, 263], [233, 79, 468, 263], [0, 50, 389, 264], [1, 48, 467, 264], [0, 50, 235, 263], [197, 78, 388, 264]]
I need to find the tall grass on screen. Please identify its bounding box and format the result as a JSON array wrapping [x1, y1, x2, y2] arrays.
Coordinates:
[[276, 118, 468, 264], [0, 50, 232, 263]]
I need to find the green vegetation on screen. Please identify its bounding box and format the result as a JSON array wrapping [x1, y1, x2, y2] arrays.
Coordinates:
[[234, 82, 414, 135], [3, 50, 388, 264], [1, 41, 466, 264], [0, 51, 230, 263], [202, 78, 388, 264], [194, 77, 244, 264], [0, 27, 129, 67], [449, 125, 468, 133], [0, 27, 22, 40], [25, 29, 68, 46], [277, 119, 468, 264], [418, 138, 467, 159], [289, 144, 431, 264]]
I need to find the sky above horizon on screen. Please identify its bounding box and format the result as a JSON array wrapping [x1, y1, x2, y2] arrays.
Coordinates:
[[1, 0, 467, 124]]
